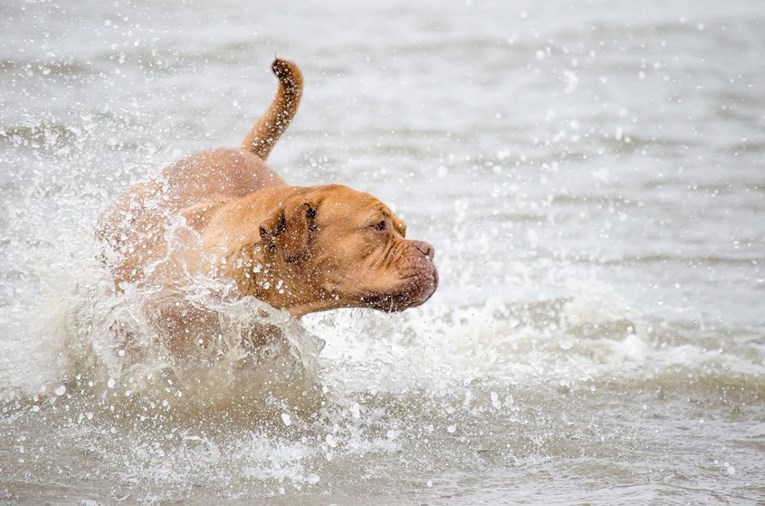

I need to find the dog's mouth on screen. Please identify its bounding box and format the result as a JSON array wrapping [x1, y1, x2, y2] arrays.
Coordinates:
[[359, 262, 439, 312]]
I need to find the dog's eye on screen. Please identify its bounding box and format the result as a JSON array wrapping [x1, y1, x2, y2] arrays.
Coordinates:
[[373, 220, 386, 231]]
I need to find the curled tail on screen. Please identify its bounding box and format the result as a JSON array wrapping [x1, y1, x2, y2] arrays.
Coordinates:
[[241, 58, 303, 160]]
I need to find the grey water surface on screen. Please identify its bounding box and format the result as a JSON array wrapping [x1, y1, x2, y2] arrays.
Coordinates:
[[1, 0, 764, 504]]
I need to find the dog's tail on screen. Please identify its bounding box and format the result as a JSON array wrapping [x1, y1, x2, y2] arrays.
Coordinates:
[[241, 58, 303, 160]]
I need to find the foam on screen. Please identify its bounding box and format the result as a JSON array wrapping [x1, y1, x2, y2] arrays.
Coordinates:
[[304, 279, 765, 400], [3, 250, 762, 420], [1, 253, 324, 419]]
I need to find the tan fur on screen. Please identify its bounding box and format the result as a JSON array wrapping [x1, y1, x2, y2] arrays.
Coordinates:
[[241, 59, 303, 160], [97, 59, 437, 355]]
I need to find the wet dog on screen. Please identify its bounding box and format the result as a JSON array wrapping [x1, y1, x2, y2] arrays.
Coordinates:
[[96, 59, 438, 354]]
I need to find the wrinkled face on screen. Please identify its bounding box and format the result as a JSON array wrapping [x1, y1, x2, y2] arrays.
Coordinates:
[[259, 184, 438, 315]]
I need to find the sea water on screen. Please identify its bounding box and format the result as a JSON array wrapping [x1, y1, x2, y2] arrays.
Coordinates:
[[1, 0, 764, 503]]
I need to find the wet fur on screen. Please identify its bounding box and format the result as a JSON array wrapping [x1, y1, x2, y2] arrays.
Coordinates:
[[96, 59, 438, 355]]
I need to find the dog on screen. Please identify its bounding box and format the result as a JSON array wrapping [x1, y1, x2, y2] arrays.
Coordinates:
[[96, 59, 438, 355]]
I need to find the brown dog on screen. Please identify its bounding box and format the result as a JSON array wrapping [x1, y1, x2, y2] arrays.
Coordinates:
[[96, 59, 438, 354]]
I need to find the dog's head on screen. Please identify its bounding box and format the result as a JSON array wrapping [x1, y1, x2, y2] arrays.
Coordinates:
[[255, 184, 438, 315]]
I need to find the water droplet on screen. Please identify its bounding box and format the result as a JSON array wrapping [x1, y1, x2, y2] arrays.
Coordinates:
[[490, 391, 501, 409]]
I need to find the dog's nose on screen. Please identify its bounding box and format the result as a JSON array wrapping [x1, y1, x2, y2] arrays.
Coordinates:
[[412, 240, 435, 261]]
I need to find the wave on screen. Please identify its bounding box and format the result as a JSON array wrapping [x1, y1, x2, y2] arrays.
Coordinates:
[[0, 257, 324, 421], [303, 280, 765, 402], [0, 121, 81, 152], [3, 257, 763, 413], [0, 58, 94, 77]]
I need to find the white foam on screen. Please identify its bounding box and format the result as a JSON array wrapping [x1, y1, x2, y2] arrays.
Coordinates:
[[1, 249, 324, 417], [304, 279, 765, 397]]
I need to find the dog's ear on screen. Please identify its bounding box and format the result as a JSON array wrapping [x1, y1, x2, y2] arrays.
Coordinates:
[[259, 201, 317, 263]]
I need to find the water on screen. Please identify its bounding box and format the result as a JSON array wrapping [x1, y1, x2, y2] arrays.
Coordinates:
[[1, 0, 764, 503]]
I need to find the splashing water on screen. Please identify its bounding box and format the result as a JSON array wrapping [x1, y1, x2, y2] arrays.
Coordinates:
[[2, 0, 765, 503]]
